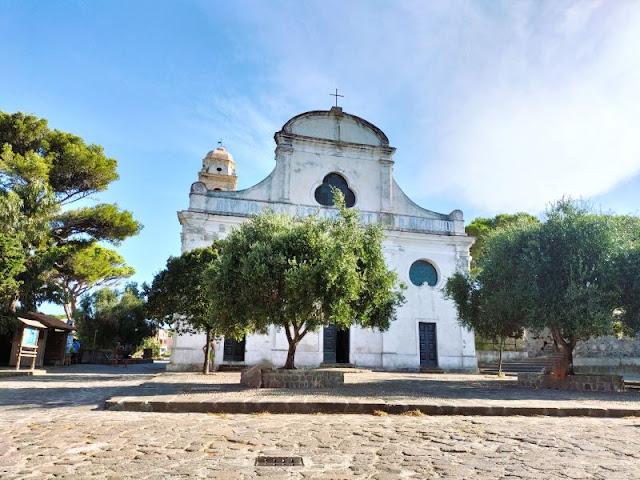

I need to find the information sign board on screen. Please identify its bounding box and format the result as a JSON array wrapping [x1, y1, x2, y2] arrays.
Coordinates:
[[22, 326, 39, 347]]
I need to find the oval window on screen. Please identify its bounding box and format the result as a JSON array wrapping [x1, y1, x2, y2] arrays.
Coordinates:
[[409, 260, 437, 287]]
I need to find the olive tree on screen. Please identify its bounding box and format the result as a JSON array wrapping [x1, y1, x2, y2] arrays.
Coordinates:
[[444, 221, 534, 373], [445, 199, 640, 376], [146, 244, 224, 374], [210, 196, 405, 369]]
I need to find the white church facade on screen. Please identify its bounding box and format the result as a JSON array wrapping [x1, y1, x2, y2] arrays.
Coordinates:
[[169, 106, 477, 372]]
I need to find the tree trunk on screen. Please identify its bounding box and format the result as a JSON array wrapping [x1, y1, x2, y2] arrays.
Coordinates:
[[550, 328, 575, 376], [284, 340, 298, 369], [202, 328, 211, 375], [9, 296, 19, 313], [210, 340, 216, 372], [283, 322, 308, 369], [63, 302, 74, 325], [561, 344, 575, 376], [498, 337, 504, 374]]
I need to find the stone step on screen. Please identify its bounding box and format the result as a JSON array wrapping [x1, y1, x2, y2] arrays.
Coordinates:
[[480, 354, 563, 375], [419, 366, 445, 374], [217, 364, 246, 372], [319, 363, 356, 368], [483, 362, 553, 367], [481, 367, 552, 374], [481, 362, 554, 368]]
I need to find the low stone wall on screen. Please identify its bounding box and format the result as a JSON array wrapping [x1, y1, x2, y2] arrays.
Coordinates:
[[574, 357, 640, 375], [518, 373, 625, 392], [240, 367, 344, 388]]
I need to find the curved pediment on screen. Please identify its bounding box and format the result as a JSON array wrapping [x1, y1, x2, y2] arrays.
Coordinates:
[[279, 108, 389, 147]]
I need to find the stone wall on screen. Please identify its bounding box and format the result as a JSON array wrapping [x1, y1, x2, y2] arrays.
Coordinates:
[[527, 330, 640, 359], [240, 367, 344, 388], [525, 330, 556, 358], [574, 336, 640, 357], [518, 373, 625, 392], [574, 336, 640, 374], [525, 330, 640, 374]]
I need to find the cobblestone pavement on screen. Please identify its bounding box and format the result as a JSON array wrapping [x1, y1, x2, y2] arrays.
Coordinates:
[[1, 365, 640, 479]]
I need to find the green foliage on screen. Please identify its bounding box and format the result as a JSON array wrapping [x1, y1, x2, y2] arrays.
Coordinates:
[[446, 199, 640, 375], [140, 336, 162, 358], [76, 283, 156, 349], [444, 220, 535, 372], [146, 244, 223, 373], [211, 193, 405, 369], [51, 204, 140, 245], [146, 244, 223, 334], [528, 202, 617, 351], [0, 112, 48, 157], [611, 244, 640, 333], [42, 129, 118, 205], [46, 244, 135, 321], [466, 212, 539, 270], [0, 233, 25, 310], [0, 110, 141, 320]]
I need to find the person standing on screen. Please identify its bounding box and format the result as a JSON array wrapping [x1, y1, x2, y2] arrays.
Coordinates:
[[72, 338, 81, 364], [202, 340, 215, 372]]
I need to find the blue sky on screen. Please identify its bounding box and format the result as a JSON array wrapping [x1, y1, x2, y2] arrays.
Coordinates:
[[1, 1, 639, 313]]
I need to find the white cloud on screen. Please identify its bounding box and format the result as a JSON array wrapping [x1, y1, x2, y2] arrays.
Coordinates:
[[411, 2, 640, 212], [193, 1, 640, 214]]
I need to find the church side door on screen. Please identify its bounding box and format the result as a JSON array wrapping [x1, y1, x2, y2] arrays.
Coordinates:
[[419, 323, 438, 367], [223, 336, 245, 362], [323, 324, 350, 364], [323, 325, 336, 364]]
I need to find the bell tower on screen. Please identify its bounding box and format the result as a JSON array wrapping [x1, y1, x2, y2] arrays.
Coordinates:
[[198, 146, 238, 191]]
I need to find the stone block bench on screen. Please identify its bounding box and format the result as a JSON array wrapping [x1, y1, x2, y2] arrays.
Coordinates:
[[518, 373, 625, 392], [240, 366, 344, 388]]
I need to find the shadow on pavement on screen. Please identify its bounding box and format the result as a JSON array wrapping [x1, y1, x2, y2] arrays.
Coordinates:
[[0, 362, 174, 410], [0, 380, 243, 411], [3, 365, 639, 411]]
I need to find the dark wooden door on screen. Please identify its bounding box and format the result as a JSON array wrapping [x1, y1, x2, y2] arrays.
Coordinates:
[[324, 325, 350, 364], [419, 323, 437, 366], [323, 325, 336, 363], [223, 336, 245, 362]]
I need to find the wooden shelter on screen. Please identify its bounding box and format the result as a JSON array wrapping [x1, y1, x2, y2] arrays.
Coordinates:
[[9, 312, 75, 368]]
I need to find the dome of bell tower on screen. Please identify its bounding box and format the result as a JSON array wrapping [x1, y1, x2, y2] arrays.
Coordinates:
[[204, 146, 234, 164], [198, 146, 238, 191]]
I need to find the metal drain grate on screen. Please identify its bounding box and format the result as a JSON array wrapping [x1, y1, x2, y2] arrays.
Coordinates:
[[255, 456, 304, 467]]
